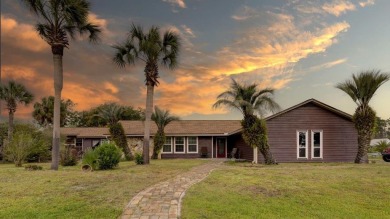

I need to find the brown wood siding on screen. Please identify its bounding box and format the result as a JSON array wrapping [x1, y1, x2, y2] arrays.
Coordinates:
[[261, 102, 357, 163], [230, 134, 253, 161], [161, 136, 212, 159]]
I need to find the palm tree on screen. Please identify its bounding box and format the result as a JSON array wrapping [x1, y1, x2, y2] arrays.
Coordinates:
[[96, 103, 125, 127], [22, 0, 101, 170], [32, 96, 74, 128], [213, 78, 280, 164], [336, 70, 389, 163], [151, 106, 179, 159], [113, 24, 180, 164], [0, 81, 34, 140]]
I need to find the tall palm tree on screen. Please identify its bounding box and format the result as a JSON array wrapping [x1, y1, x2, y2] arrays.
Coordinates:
[[23, 0, 101, 170], [113, 24, 180, 164], [213, 78, 280, 164], [336, 70, 389, 163], [151, 106, 179, 159], [0, 81, 34, 140]]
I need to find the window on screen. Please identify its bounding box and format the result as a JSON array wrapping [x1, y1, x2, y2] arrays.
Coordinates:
[[75, 138, 83, 147], [187, 137, 198, 153], [92, 140, 101, 149], [162, 137, 172, 153], [175, 137, 185, 153], [311, 131, 323, 158], [297, 131, 308, 158]]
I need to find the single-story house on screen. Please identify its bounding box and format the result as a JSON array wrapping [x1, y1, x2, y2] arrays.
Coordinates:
[[61, 99, 358, 163]]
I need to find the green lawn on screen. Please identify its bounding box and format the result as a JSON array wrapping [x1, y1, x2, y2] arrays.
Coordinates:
[[0, 159, 208, 218], [182, 160, 390, 219]]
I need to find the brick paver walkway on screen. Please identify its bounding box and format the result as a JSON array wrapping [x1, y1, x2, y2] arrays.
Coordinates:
[[121, 160, 223, 219]]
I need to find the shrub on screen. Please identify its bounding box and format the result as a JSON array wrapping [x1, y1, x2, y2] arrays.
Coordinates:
[[60, 147, 78, 166], [95, 142, 122, 170], [25, 164, 43, 171], [82, 142, 121, 170], [373, 140, 390, 153], [4, 131, 35, 167], [1, 123, 51, 163], [82, 149, 99, 171], [134, 152, 143, 165]]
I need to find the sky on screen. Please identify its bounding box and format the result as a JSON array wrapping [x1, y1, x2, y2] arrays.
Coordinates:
[[1, 0, 390, 122]]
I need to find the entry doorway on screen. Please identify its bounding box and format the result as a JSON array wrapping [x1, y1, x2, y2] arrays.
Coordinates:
[[216, 137, 227, 158]]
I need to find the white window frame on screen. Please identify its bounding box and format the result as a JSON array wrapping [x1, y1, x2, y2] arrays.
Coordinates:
[[174, 137, 185, 154], [297, 130, 308, 159], [187, 137, 198, 154], [311, 130, 323, 159], [162, 137, 173, 154], [92, 139, 101, 148]]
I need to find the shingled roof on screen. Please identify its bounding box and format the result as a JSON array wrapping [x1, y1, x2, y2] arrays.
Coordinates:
[[120, 120, 241, 136], [61, 120, 242, 138], [61, 127, 109, 138]]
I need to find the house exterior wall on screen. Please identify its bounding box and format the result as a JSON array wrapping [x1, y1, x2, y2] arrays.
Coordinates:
[[161, 136, 212, 159], [127, 137, 154, 158], [260, 103, 358, 163], [230, 134, 253, 161]]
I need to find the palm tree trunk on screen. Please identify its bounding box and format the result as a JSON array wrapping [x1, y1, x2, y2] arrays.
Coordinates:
[[354, 107, 375, 164], [259, 144, 277, 164], [51, 52, 63, 170], [143, 84, 154, 164], [8, 109, 14, 141]]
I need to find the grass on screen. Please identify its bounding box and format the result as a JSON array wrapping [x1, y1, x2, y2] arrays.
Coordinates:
[[0, 159, 208, 218], [182, 159, 390, 219]]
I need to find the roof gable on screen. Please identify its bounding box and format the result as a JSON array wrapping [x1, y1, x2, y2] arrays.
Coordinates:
[[265, 99, 353, 121]]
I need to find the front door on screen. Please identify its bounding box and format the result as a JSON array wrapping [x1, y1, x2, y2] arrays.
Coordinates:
[[216, 138, 226, 158]]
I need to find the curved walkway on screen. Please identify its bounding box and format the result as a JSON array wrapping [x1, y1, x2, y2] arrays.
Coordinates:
[[121, 160, 223, 219]]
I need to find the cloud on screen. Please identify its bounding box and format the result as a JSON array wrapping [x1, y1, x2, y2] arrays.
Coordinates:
[[162, 0, 186, 11], [231, 6, 259, 21], [88, 13, 114, 41], [1, 15, 48, 52], [308, 58, 348, 72], [322, 0, 356, 16], [154, 12, 350, 116], [359, 0, 375, 7], [180, 25, 196, 38]]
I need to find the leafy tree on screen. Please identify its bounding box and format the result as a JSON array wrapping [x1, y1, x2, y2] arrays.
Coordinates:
[[113, 24, 180, 164], [32, 96, 75, 128], [373, 117, 387, 138], [0, 81, 34, 141], [213, 78, 280, 164], [336, 70, 390, 163], [4, 123, 50, 166], [151, 106, 179, 159], [23, 0, 101, 170]]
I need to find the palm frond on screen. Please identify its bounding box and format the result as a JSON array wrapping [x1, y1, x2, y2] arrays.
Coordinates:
[[337, 70, 390, 107], [213, 78, 279, 117], [152, 106, 180, 130]]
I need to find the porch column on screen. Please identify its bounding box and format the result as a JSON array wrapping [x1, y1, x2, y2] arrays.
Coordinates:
[[253, 147, 258, 164]]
